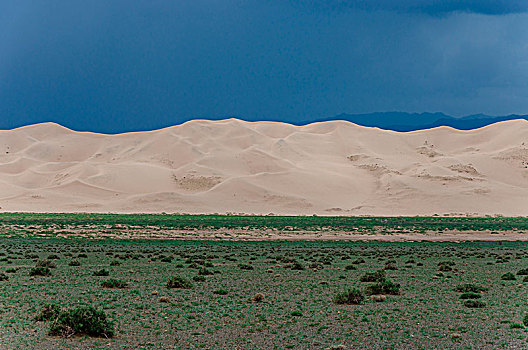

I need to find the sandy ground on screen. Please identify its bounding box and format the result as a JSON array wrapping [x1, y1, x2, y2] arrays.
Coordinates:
[[1, 118, 528, 216]]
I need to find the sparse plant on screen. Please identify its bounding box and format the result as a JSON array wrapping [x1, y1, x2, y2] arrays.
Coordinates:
[[101, 279, 128, 289], [48, 305, 114, 338], [333, 288, 365, 305], [30, 267, 51, 277], [464, 300, 486, 308], [166, 276, 192, 289]]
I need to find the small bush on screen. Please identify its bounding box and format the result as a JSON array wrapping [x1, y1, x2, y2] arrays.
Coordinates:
[[36, 259, 56, 269], [213, 289, 228, 295], [109, 260, 121, 266], [48, 305, 114, 338], [464, 300, 486, 308], [253, 293, 265, 302], [93, 269, 110, 277], [290, 261, 305, 270], [459, 292, 481, 300], [197, 267, 214, 276], [193, 275, 205, 282], [365, 279, 400, 296], [47, 254, 60, 260], [501, 272, 516, 281], [0, 273, 8, 281], [30, 267, 51, 277], [344, 264, 357, 271], [333, 288, 365, 305], [101, 279, 128, 289], [438, 264, 453, 272], [6, 268, 17, 273], [516, 268, 528, 275], [454, 284, 488, 293], [35, 304, 61, 321], [68, 260, 81, 266], [384, 263, 397, 270], [238, 263, 254, 270], [166, 276, 193, 289], [523, 314, 528, 327], [360, 270, 386, 283]]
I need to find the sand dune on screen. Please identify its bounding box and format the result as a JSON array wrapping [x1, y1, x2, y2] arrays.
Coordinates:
[[1, 118, 527, 216]]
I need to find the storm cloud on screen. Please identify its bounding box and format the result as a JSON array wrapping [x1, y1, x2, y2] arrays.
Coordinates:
[[302, 0, 528, 15], [0, 1, 527, 132]]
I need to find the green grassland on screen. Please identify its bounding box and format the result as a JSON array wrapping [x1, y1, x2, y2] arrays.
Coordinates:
[[1, 236, 528, 349], [1, 213, 528, 234]]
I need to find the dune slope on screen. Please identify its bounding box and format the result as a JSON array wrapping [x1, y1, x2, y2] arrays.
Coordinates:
[[1, 119, 527, 216]]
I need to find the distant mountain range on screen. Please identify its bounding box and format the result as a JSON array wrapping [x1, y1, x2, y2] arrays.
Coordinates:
[[307, 112, 528, 132]]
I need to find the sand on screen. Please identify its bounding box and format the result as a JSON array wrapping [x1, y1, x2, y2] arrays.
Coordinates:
[[1, 118, 527, 216]]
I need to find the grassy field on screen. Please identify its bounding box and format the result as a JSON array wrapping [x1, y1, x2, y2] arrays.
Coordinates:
[[1, 212, 528, 233], [1, 235, 528, 349]]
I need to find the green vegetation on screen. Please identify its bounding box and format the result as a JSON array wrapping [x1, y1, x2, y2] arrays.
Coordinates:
[[333, 288, 365, 305], [166, 276, 193, 289], [101, 279, 128, 289], [0, 215, 527, 348], [48, 305, 114, 338], [1, 212, 528, 236]]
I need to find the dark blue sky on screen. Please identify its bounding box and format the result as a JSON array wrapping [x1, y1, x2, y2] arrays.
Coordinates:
[[1, 1, 527, 133]]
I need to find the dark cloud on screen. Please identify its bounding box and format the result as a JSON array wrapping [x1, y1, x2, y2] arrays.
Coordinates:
[[0, 1, 527, 132], [303, 0, 528, 15]]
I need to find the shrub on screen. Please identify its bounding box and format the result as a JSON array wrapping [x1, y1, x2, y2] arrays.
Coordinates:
[[47, 254, 60, 260], [384, 263, 397, 270], [166, 276, 192, 289], [110, 260, 121, 266], [253, 293, 265, 302], [365, 279, 400, 296], [193, 275, 205, 282], [438, 264, 453, 272], [49, 305, 114, 338], [238, 263, 254, 270], [93, 269, 110, 277], [35, 304, 61, 321], [0, 273, 7, 281], [197, 267, 214, 276], [333, 288, 365, 305], [36, 259, 56, 269], [30, 267, 51, 277], [68, 260, 81, 266], [160, 256, 173, 263], [459, 292, 481, 300], [290, 261, 305, 270], [454, 284, 488, 293], [523, 314, 528, 327], [344, 264, 357, 271], [501, 272, 516, 281], [101, 279, 128, 289], [464, 300, 486, 308], [516, 268, 528, 275], [360, 270, 386, 283], [213, 289, 228, 295], [5, 268, 17, 273]]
